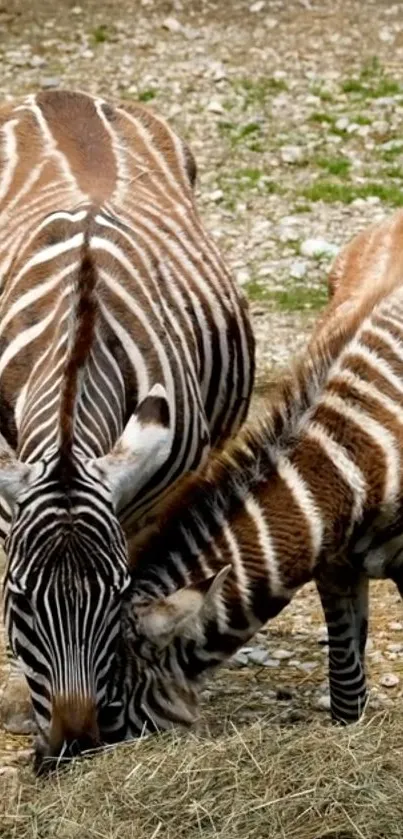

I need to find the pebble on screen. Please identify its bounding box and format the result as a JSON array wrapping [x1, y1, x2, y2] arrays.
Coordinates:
[[162, 17, 182, 33], [389, 621, 403, 631], [280, 145, 304, 165], [379, 673, 400, 688], [207, 99, 225, 114], [236, 268, 251, 286], [248, 648, 280, 667], [271, 648, 294, 661], [209, 189, 224, 203], [300, 238, 339, 259], [297, 661, 317, 673], [40, 76, 61, 89], [290, 260, 307, 280], [249, 0, 266, 10], [314, 694, 331, 711], [30, 55, 47, 68], [335, 116, 349, 131]]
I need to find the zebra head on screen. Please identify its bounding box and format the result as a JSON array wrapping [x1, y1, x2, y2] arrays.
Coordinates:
[[115, 565, 231, 737], [1, 384, 171, 771]]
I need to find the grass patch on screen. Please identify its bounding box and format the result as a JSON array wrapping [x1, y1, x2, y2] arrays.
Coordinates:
[[309, 111, 335, 125], [218, 119, 265, 150], [235, 75, 288, 106], [245, 281, 327, 312], [380, 143, 403, 161], [138, 89, 157, 102], [317, 157, 351, 176], [3, 713, 403, 838], [302, 179, 403, 206], [92, 24, 111, 43], [341, 57, 400, 99]]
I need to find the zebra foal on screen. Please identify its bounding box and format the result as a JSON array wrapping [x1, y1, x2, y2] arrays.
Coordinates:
[[0, 90, 254, 768], [113, 261, 403, 739]]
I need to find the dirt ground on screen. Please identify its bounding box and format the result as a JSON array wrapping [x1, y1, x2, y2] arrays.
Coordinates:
[[1, 0, 403, 815]]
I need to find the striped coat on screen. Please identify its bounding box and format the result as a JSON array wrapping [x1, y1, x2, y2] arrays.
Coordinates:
[[0, 90, 254, 770], [0, 89, 254, 536], [111, 238, 403, 740]]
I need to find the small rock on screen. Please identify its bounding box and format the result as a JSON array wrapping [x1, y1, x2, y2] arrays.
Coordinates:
[[389, 621, 403, 631], [271, 648, 294, 660], [162, 16, 182, 32], [236, 268, 251, 286], [300, 238, 339, 259], [297, 661, 317, 673], [209, 189, 224, 202], [314, 694, 331, 711], [379, 673, 400, 688], [387, 643, 403, 653], [249, 0, 265, 11], [40, 76, 61, 89], [30, 55, 47, 68], [207, 99, 225, 114], [230, 651, 249, 666], [264, 16, 278, 29], [335, 116, 349, 131], [290, 260, 307, 280], [278, 226, 300, 243], [280, 145, 304, 165], [249, 648, 280, 666]]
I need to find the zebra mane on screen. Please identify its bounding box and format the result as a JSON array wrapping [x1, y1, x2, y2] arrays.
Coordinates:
[[129, 308, 364, 580], [59, 239, 98, 479]]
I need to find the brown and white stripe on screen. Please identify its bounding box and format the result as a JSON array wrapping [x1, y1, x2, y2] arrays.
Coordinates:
[[116, 252, 403, 738]]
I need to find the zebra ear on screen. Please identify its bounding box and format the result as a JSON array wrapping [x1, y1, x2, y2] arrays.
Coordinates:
[[0, 432, 37, 506], [92, 384, 172, 511], [137, 565, 231, 644]]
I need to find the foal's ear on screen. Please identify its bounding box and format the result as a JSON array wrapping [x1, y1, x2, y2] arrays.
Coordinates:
[[136, 565, 231, 644]]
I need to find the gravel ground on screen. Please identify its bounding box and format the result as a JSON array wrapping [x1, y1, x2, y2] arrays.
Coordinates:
[[2, 0, 403, 770]]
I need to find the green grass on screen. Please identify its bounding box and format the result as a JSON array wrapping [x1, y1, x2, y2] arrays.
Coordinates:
[[302, 179, 403, 205], [317, 157, 351, 176], [309, 112, 335, 125], [234, 76, 288, 106], [380, 143, 403, 161], [218, 119, 265, 149], [341, 57, 400, 99], [92, 24, 110, 43], [244, 280, 327, 312], [138, 89, 157, 102]]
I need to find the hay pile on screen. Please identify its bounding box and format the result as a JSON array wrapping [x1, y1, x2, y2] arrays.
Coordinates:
[[2, 710, 403, 839]]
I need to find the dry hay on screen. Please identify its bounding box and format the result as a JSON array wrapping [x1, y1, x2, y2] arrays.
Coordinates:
[[2, 709, 403, 839]]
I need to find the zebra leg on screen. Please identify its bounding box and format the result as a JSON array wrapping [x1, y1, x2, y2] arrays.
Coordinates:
[[316, 573, 368, 724]]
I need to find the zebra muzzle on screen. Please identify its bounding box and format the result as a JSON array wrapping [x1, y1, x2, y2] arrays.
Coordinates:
[[34, 692, 101, 773]]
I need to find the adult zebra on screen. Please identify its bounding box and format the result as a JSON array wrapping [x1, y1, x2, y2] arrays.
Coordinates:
[[0, 90, 254, 766]]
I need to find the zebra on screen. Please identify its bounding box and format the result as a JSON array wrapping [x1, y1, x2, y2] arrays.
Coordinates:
[[111, 270, 403, 742], [0, 90, 254, 769]]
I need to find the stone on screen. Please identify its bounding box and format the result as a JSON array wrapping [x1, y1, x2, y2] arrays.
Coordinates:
[[290, 260, 307, 280], [40, 76, 61, 89], [209, 189, 224, 202], [379, 672, 400, 688], [162, 17, 182, 33], [207, 99, 225, 114], [389, 621, 403, 631], [300, 238, 339, 259], [236, 268, 251, 286], [249, 0, 266, 11], [271, 648, 294, 660], [335, 116, 349, 131], [314, 694, 331, 711], [280, 145, 304, 165]]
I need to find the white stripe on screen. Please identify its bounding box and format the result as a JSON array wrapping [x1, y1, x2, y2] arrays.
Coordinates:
[[306, 422, 367, 523], [342, 343, 403, 397], [244, 495, 285, 595], [222, 523, 250, 611], [0, 119, 18, 204], [276, 457, 324, 559], [322, 391, 400, 503]]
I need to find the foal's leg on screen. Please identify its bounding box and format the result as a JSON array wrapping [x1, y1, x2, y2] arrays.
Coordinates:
[[316, 573, 369, 724]]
